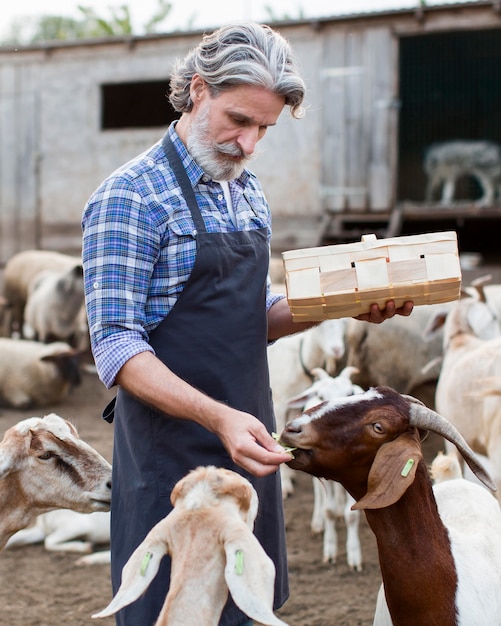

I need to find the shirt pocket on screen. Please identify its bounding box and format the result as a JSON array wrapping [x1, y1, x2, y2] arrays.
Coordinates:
[[167, 214, 198, 241]]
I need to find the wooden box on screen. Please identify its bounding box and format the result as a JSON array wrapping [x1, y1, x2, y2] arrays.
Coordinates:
[[282, 231, 462, 321]]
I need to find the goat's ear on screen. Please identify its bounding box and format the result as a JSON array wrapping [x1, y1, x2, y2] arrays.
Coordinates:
[[223, 523, 289, 626], [353, 431, 422, 510], [286, 392, 313, 409], [0, 449, 16, 479], [92, 519, 171, 619]]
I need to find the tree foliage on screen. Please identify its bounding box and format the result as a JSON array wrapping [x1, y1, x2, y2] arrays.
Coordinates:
[[263, 3, 305, 21], [1, 0, 174, 45]]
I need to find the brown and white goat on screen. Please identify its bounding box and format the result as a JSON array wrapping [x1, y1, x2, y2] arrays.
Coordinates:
[[280, 386, 501, 626], [93, 465, 287, 626], [0, 413, 112, 549]]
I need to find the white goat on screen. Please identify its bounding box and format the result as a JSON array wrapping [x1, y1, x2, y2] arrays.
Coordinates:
[[430, 449, 494, 488], [424, 139, 501, 205], [280, 387, 501, 625], [0, 413, 112, 550], [93, 465, 287, 626], [5, 509, 110, 557], [3, 249, 81, 336], [430, 279, 501, 501], [345, 301, 451, 400], [23, 264, 85, 346], [0, 338, 82, 408], [268, 318, 349, 498], [429, 451, 464, 483], [286, 366, 363, 569]]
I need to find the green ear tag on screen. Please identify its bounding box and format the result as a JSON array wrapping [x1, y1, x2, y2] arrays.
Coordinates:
[[235, 549, 244, 575], [401, 458, 415, 477], [140, 551, 153, 576]]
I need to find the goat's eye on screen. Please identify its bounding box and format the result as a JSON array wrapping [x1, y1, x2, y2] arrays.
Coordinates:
[[38, 451, 54, 460], [373, 423, 385, 434]]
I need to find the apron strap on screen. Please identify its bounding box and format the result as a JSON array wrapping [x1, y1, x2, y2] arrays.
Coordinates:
[[161, 132, 207, 234]]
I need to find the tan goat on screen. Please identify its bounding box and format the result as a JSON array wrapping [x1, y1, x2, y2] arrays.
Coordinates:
[[93, 465, 287, 626], [0, 413, 112, 549]]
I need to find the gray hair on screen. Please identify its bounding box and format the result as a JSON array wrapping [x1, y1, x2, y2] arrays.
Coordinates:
[[169, 22, 306, 118]]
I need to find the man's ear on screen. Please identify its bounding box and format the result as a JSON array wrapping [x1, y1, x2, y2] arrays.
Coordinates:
[[190, 73, 207, 104]]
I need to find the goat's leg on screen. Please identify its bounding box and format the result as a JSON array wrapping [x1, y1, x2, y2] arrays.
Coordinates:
[[472, 170, 495, 206], [4, 524, 45, 548], [280, 464, 296, 499], [322, 481, 339, 563], [311, 477, 325, 534], [344, 493, 362, 571], [425, 174, 441, 202], [441, 177, 456, 204], [44, 527, 93, 553]]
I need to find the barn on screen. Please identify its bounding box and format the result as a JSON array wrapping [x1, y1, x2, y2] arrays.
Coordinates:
[[1, 0, 501, 266]]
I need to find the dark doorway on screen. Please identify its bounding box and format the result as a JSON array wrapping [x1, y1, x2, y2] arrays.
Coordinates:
[[101, 80, 179, 129], [398, 28, 501, 204]]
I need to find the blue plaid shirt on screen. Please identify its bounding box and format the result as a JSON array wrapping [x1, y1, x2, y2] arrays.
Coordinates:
[[82, 122, 283, 388]]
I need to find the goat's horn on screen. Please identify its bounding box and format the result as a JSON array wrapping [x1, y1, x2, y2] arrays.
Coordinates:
[[404, 396, 496, 492], [470, 274, 492, 303]]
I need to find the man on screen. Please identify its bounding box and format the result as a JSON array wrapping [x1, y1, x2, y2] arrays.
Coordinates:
[[82, 22, 412, 626]]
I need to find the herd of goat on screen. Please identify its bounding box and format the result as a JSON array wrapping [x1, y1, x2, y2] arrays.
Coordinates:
[[1, 248, 501, 624]]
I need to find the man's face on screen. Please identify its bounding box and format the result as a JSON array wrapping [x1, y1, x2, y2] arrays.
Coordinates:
[[187, 80, 285, 180]]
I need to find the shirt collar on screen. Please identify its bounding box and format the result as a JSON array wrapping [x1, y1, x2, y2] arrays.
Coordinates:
[[168, 121, 250, 188]]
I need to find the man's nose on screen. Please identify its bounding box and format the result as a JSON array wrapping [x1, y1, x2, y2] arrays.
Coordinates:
[[237, 127, 260, 156]]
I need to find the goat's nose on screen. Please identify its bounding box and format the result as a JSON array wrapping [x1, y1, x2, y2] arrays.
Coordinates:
[[106, 480, 112, 490], [284, 421, 302, 435]]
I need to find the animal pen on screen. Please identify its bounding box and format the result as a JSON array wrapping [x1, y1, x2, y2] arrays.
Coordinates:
[[1, 2, 501, 265]]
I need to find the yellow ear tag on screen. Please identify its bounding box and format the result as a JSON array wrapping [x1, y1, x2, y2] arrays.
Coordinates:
[[140, 551, 153, 576], [401, 458, 415, 477], [235, 549, 244, 576]]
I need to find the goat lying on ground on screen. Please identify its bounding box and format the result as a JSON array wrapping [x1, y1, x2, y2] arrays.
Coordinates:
[[0, 413, 112, 550], [93, 466, 287, 626], [279, 387, 500, 626], [286, 366, 363, 569], [0, 338, 82, 409], [5, 509, 110, 557]]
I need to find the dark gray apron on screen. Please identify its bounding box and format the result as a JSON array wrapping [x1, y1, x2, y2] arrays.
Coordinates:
[[106, 134, 288, 626]]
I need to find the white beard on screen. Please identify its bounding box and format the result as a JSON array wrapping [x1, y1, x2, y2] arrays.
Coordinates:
[[186, 104, 253, 181]]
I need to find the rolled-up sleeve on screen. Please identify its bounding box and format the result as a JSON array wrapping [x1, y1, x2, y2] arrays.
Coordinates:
[[82, 176, 160, 388]]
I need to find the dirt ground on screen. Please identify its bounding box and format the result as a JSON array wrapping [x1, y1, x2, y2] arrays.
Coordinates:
[[0, 369, 446, 626]]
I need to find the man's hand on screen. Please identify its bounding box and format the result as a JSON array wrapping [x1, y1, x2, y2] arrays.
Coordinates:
[[213, 409, 293, 477], [355, 300, 414, 324]]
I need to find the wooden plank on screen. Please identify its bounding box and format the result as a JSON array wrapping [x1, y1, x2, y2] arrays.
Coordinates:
[[0, 65, 19, 265], [399, 202, 501, 220], [0, 65, 39, 265], [345, 30, 368, 211], [321, 32, 347, 212], [366, 27, 398, 211]]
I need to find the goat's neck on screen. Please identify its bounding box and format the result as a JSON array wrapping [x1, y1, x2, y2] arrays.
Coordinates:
[[363, 463, 458, 626], [156, 556, 228, 625], [0, 480, 36, 549], [300, 332, 325, 373], [444, 331, 482, 355]]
